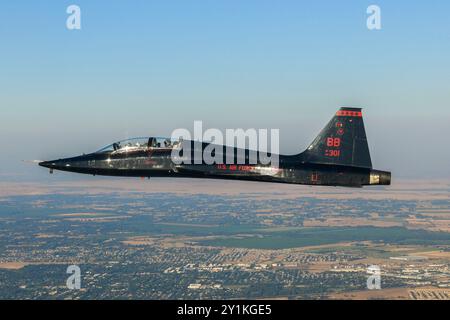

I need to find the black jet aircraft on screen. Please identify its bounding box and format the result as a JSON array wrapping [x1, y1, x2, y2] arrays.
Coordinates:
[[39, 107, 391, 187]]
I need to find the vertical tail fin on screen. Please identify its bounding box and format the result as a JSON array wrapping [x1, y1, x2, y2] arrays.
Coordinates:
[[300, 107, 372, 168]]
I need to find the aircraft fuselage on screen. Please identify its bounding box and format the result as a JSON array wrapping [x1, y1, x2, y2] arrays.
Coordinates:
[[39, 145, 390, 187]]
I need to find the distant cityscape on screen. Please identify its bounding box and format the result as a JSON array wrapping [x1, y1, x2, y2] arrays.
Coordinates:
[[0, 179, 449, 299]]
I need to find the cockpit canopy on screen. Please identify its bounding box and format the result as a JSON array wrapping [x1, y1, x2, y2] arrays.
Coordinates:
[[95, 137, 181, 154]]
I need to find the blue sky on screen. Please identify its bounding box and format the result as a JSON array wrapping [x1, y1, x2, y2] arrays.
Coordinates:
[[0, 1, 449, 180]]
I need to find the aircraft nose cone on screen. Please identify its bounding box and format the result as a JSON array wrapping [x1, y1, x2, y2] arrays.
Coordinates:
[[39, 156, 86, 173], [39, 161, 56, 169]]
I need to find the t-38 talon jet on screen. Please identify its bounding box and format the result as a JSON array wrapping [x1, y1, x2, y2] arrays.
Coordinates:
[[39, 107, 391, 187]]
